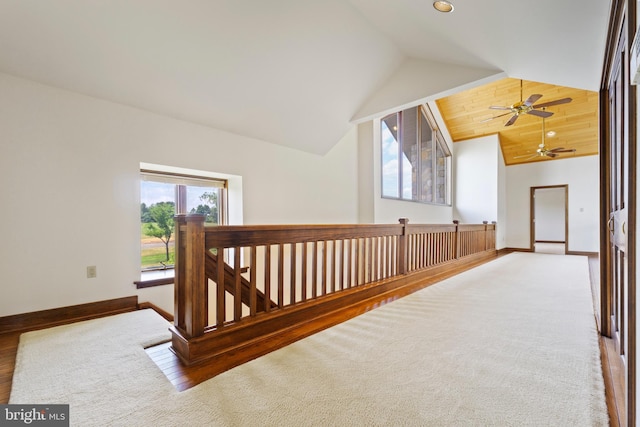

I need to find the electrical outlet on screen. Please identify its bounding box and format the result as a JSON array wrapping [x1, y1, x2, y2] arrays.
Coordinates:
[[86, 265, 97, 278]]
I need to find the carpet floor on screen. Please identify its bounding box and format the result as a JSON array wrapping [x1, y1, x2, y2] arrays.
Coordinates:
[[9, 252, 608, 426]]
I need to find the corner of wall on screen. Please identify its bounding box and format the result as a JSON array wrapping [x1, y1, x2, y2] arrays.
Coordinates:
[[357, 122, 375, 223]]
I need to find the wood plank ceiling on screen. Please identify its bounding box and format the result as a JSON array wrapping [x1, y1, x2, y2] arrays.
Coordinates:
[[435, 78, 599, 166]]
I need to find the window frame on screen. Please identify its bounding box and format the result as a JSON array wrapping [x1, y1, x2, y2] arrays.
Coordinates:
[[136, 170, 228, 288], [380, 104, 451, 206]]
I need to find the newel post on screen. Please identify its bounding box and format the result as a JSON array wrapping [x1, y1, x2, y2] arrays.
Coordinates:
[[491, 221, 497, 250], [453, 220, 460, 259], [398, 218, 409, 274], [174, 214, 206, 338], [483, 221, 489, 250]]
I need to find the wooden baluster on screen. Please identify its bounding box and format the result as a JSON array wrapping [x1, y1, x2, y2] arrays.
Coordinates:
[[301, 242, 308, 301], [423, 233, 427, 268], [311, 241, 318, 299], [410, 234, 415, 271], [355, 238, 361, 285], [322, 241, 328, 295], [391, 236, 397, 276], [432, 232, 437, 265], [216, 246, 225, 327], [278, 243, 284, 308], [449, 231, 454, 260], [233, 247, 242, 322], [364, 238, 368, 283], [264, 245, 271, 313], [383, 236, 388, 279], [312, 241, 318, 298], [375, 237, 380, 281], [413, 234, 419, 270], [370, 237, 375, 282], [346, 239, 352, 288], [433, 232, 438, 265], [331, 240, 337, 293], [381, 236, 385, 279], [250, 246, 257, 316], [290, 243, 297, 304], [338, 240, 344, 290]]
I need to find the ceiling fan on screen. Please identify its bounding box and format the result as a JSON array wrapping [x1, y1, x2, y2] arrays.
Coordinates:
[[514, 115, 576, 160], [481, 80, 573, 126]]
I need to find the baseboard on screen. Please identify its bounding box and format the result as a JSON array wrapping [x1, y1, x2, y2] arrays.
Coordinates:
[[567, 251, 599, 257], [0, 296, 139, 335], [503, 247, 597, 257], [503, 247, 534, 253], [138, 302, 174, 322]]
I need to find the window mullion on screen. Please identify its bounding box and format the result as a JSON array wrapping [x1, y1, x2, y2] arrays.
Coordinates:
[[432, 133, 436, 203], [398, 111, 403, 199], [176, 185, 187, 214]]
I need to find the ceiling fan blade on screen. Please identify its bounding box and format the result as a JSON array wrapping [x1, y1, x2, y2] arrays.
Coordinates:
[[527, 109, 554, 118], [504, 114, 519, 126], [523, 94, 543, 106], [489, 106, 512, 110], [480, 112, 512, 123], [513, 153, 537, 159], [548, 148, 576, 153], [546, 152, 558, 158], [532, 97, 573, 109]]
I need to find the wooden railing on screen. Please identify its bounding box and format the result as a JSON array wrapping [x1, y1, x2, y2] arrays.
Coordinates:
[[170, 217, 496, 368]]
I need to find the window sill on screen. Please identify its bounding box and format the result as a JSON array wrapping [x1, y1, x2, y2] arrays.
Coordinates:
[[135, 269, 174, 289]]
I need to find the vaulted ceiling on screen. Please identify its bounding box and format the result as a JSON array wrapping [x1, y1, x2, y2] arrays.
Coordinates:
[[436, 78, 599, 165], [0, 1, 610, 158]]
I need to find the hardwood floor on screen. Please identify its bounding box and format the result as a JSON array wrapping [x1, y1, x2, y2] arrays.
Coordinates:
[[0, 332, 20, 403], [0, 255, 624, 427], [589, 253, 625, 427]]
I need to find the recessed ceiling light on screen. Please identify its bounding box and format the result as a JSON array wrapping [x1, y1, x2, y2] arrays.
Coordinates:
[[546, 130, 556, 137], [433, 1, 454, 13]]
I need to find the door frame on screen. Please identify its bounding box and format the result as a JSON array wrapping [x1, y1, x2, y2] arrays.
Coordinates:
[[529, 185, 568, 253], [600, 0, 637, 424]]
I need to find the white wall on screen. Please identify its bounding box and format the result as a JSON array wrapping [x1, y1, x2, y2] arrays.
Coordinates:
[[453, 135, 507, 249], [357, 122, 375, 223], [453, 135, 499, 224], [0, 72, 359, 317], [505, 156, 599, 252], [497, 148, 507, 249]]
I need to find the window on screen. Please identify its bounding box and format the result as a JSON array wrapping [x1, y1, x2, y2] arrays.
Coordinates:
[[381, 105, 451, 205], [140, 170, 227, 272]]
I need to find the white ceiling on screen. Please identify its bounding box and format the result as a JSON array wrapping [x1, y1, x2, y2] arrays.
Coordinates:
[[0, 1, 610, 154]]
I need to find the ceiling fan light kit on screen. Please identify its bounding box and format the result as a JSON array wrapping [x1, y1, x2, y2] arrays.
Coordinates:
[[513, 115, 577, 161], [433, 1, 454, 13]]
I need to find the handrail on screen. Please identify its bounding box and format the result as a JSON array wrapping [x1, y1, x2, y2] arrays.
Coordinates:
[[170, 217, 496, 366]]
